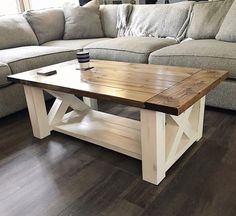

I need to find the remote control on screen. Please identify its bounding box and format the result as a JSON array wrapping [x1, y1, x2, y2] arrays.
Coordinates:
[[37, 70, 57, 76]]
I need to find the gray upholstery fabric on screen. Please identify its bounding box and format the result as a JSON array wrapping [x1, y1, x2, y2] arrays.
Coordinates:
[[100, 5, 118, 38], [24, 8, 65, 44], [42, 38, 111, 50], [0, 46, 76, 74], [206, 80, 236, 110], [157, 0, 187, 3], [0, 14, 38, 50], [122, 2, 194, 41], [85, 37, 177, 63], [216, 0, 236, 42], [63, 0, 104, 39], [187, 0, 233, 39], [0, 84, 26, 118], [0, 63, 12, 88], [149, 39, 236, 79]]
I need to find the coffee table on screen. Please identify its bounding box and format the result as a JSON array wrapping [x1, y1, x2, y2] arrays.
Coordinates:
[[8, 60, 228, 185]]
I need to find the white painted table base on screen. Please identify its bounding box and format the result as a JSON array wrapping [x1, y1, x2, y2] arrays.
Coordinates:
[[24, 85, 205, 185]]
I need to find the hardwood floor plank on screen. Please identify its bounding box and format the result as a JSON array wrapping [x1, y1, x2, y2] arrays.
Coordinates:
[[0, 154, 115, 216], [101, 200, 143, 216], [124, 180, 161, 209], [57, 170, 137, 216]]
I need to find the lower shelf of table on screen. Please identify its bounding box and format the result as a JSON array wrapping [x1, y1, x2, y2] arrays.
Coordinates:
[[53, 109, 142, 159]]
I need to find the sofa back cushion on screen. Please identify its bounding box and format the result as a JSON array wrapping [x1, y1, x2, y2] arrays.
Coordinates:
[[100, 5, 118, 38], [121, 2, 194, 41], [63, 0, 104, 40], [24, 8, 65, 44], [0, 14, 38, 50], [216, 0, 236, 42], [187, 0, 233, 39]]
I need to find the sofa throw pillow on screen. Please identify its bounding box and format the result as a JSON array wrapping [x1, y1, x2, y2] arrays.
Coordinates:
[[0, 14, 38, 50], [63, 0, 104, 39], [117, 4, 133, 37], [24, 8, 65, 45], [187, 0, 234, 39], [121, 2, 194, 41], [216, 0, 236, 42]]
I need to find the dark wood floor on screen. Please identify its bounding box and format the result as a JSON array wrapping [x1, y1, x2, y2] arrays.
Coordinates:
[[0, 100, 236, 216]]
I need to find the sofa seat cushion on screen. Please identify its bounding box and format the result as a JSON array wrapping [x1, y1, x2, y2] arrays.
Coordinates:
[[0, 63, 12, 88], [149, 39, 236, 79], [42, 38, 112, 50], [0, 46, 76, 74], [85, 37, 177, 63]]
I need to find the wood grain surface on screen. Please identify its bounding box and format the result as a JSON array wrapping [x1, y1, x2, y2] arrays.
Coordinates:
[[8, 60, 228, 115], [146, 70, 228, 115]]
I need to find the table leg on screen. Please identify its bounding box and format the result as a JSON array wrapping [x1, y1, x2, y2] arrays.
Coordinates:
[[24, 85, 50, 139], [83, 97, 98, 110], [140, 109, 166, 185], [140, 97, 205, 185], [197, 97, 206, 141]]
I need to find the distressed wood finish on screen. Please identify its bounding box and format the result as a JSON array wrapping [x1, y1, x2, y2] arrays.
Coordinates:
[[146, 70, 228, 115], [26, 89, 142, 159], [140, 110, 166, 185], [54, 110, 141, 160], [140, 97, 206, 184], [8, 60, 228, 115], [23, 86, 50, 139], [83, 97, 98, 110], [7, 60, 228, 185], [20, 87, 207, 185]]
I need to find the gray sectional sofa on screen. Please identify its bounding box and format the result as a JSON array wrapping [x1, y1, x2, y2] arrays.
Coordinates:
[[0, 0, 236, 118]]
